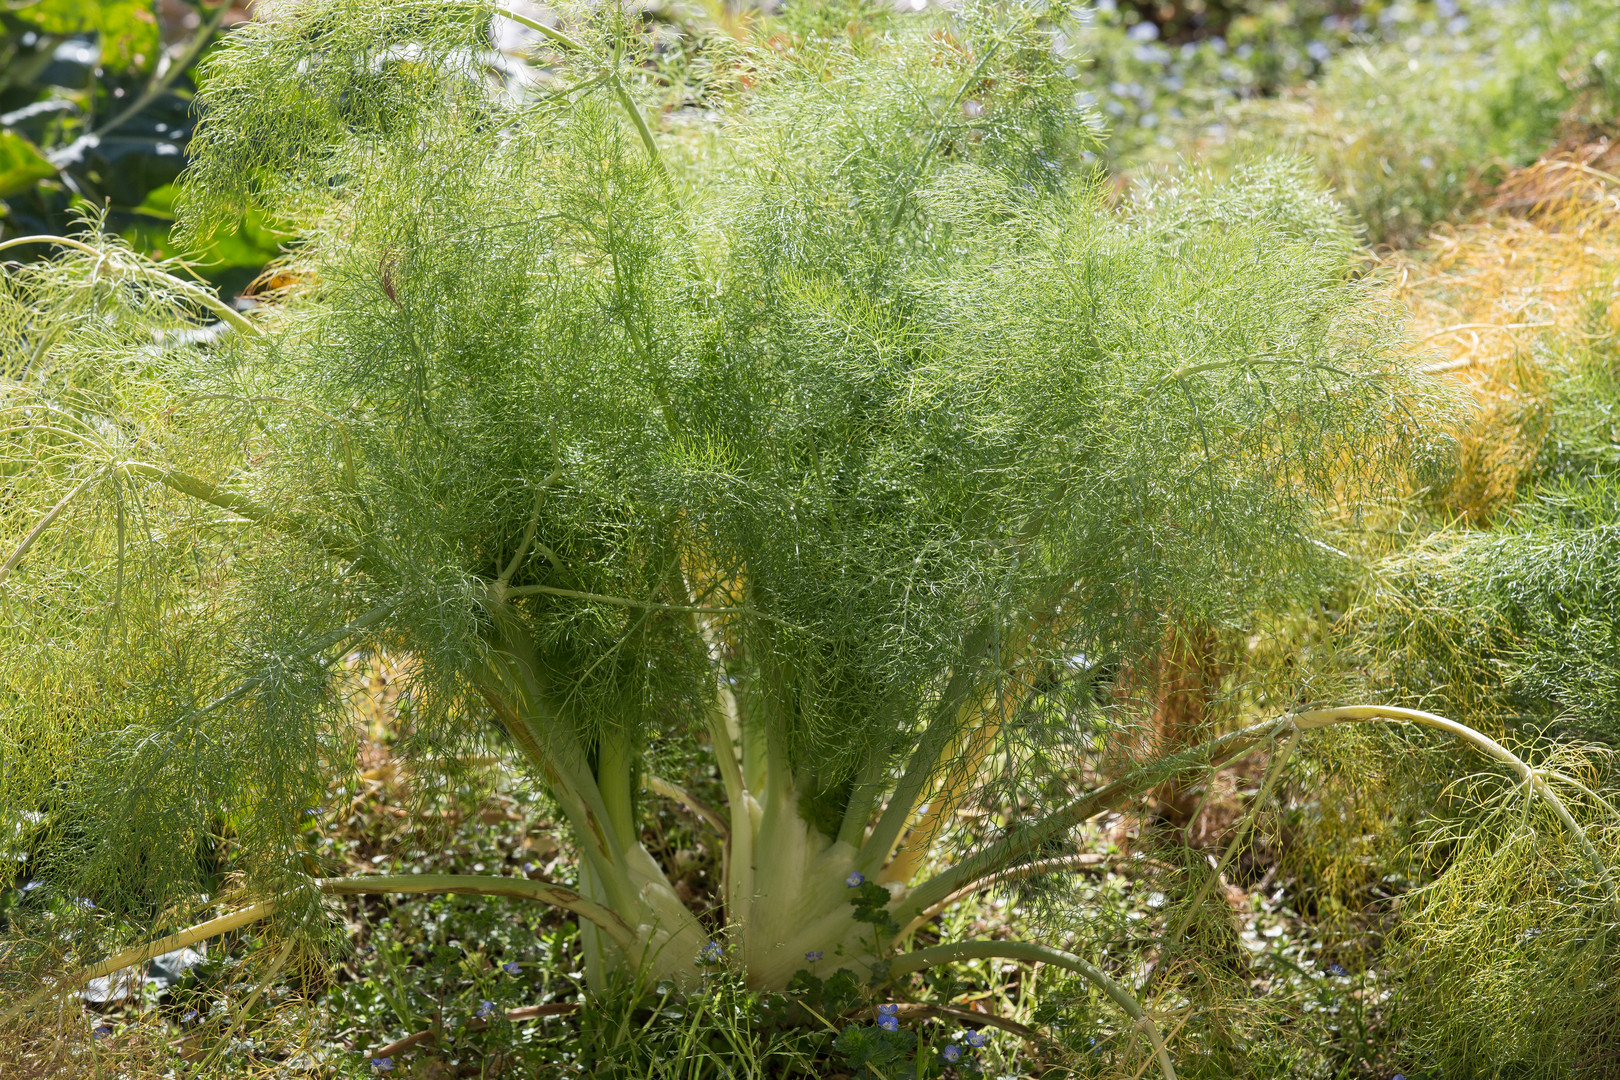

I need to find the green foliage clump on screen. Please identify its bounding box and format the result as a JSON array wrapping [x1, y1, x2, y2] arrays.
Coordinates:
[[1306, 42, 1517, 247], [1047, 1, 1452, 167], [1321, 0, 1620, 243], [1188, 0, 1620, 245], [1389, 759, 1620, 1077], [1366, 478, 1620, 743], [1359, 306, 1620, 743]]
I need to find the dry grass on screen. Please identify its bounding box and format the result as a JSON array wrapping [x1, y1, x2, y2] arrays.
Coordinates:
[[1388, 140, 1620, 521]]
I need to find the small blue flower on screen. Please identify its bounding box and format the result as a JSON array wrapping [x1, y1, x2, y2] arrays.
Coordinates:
[[942, 1043, 962, 1062], [522, 862, 537, 874], [19, 880, 41, 894], [502, 961, 521, 975], [846, 871, 865, 887], [699, 941, 723, 963], [1392, 1075, 1405, 1080], [371, 1057, 394, 1071], [877, 1014, 899, 1032], [878, 1003, 898, 1017], [1326, 963, 1348, 976], [75, 897, 94, 910], [805, 950, 823, 962], [93, 1025, 111, 1038], [182, 1009, 199, 1024], [476, 1000, 496, 1020], [303, 807, 326, 817], [964, 1030, 987, 1048]]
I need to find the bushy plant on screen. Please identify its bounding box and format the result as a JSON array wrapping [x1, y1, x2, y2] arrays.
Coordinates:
[[3, 2, 1618, 1076], [1363, 460, 1620, 748], [1187, 0, 1620, 245], [1357, 167, 1620, 745]]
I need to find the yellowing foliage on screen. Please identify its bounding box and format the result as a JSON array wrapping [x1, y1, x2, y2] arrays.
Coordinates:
[[1389, 144, 1620, 520]]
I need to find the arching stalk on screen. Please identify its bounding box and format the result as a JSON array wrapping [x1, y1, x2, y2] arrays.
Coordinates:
[[0, 874, 640, 1027], [0, 902, 276, 1027], [892, 853, 1122, 943], [893, 716, 1293, 928], [120, 460, 367, 562], [0, 467, 107, 584], [319, 876, 639, 950], [900, 703, 1618, 936], [492, 7, 679, 205], [1292, 706, 1617, 897], [889, 940, 1177, 1080], [0, 235, 259, 335], [879, 674, 1032, 886], [878, 705, 1614, 1076], [645, 774, 730, 840]]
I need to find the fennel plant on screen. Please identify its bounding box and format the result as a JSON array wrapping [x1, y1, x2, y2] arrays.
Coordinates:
[[7, 2, 1610, 1072]]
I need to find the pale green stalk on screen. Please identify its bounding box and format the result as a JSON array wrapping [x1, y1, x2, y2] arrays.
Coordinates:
[[893, 717, 1294, 927], [321, 875, 638, 950], [501, 583, 779, 621], [0, 902, 277, 1026], [836, 754, 889, 850], [0, 235, 259, 335], [492, 7, 678, 203], [1293, 706, 1617, 897], [3, 873, 638, 1027], [493, 467, 564, 594], [644, 774, 729, 839], [0, 467, 107, 583], [900, 704, 1617, 931], [890, 940, 1176, 1080], [856, 622, 996, 873]]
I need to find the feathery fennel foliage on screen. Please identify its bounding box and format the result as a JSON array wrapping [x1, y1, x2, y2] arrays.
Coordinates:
[[1359, 174, 1620, 746], [10, 2, 1611, 1073], [1320, 165, 1620, 1076]]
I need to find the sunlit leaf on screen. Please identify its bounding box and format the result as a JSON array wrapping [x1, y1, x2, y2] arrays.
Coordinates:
[[0, 129, 57, 197], [14, 0, 161, 72]]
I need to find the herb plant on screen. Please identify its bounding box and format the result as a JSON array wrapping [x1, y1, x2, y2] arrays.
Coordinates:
[[3, 2, 1615, 1075]]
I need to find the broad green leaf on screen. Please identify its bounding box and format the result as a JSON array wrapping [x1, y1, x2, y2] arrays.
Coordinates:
[[0, 129, 57, 197], [129, 182, 290, 268], [16, 0, 161, 72]]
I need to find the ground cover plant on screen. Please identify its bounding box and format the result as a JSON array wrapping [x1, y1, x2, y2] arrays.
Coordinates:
[[1053, 0, 1453, 168], [4, 1, 1620, 1078]]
